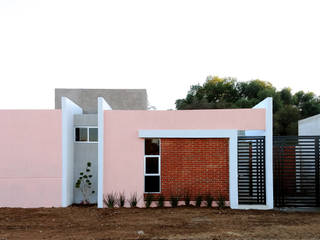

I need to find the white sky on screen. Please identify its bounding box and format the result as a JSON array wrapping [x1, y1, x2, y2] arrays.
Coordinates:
[[0, 0, 319, 110]]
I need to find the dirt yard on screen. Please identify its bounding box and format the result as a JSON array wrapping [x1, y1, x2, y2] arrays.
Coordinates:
[[0, 206, 320, 240]]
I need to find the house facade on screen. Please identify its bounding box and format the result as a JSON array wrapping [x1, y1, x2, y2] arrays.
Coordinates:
[[0, 90, 273, 209]]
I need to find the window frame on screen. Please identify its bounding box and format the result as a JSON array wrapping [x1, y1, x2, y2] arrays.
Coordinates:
[[144, 155, 161, 175], [74, 126, 98, 143], [144, 139, 161, 194]]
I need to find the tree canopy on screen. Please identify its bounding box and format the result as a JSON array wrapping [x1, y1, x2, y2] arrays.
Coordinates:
[[175, 76, 320, 136]]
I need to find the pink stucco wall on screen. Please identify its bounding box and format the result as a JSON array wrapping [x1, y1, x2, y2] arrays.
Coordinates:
[[103, 109, 265, 207], [0, 110, 62, 208]]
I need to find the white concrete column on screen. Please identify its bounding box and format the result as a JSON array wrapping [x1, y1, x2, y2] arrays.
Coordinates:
[[254, 97, 273, 209], [61, 97, 82, 207], [97, 97, 112, 208]]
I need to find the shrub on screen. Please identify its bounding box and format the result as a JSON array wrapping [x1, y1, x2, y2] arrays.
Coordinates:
[[195, 195, 202, 207], [217, 195, 226, 209], [184, 192, 191, 207], [170, 196, 179, 208], [145, 194, 153, 208], [128, 192, 138, 207], [205, 195, 214, 208], [117, 192, 126, 207], [157, 195, 165, 207], [75, 161, 95, 204], [104, 192, 117, 208]]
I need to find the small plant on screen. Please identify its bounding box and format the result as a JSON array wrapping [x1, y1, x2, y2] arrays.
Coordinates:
[[117, 192, 126, 207], [145, 194, 153, 208], [217, 195, 226, 209], [195, 195, 202, 207], [170, 196, 179, 208], [157, 195, 165, 207], [128, 192, 138, 207], [184, 191, 191, 207], [205, 195, 214, 208], [104, 192, 117, 208], [75, 162, 95, 204]]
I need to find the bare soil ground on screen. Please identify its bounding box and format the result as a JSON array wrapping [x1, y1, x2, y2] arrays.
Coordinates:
[[0, 206, 320, 240]]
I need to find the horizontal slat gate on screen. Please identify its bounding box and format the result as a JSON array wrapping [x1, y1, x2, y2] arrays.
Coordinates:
[[238, 136, 266, 205], [274, 136, 320, 207]]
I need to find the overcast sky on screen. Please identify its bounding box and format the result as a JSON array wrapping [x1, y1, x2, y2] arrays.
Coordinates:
[[0, 0, 319, 110]]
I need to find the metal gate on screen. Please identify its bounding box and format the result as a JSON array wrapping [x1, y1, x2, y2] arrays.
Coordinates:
[[238, 136, 266, 205], [274, 136, 320, 207]]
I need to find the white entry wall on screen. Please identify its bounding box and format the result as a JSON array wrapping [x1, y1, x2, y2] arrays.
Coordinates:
[[62, 97, 83, 207], [239, 97, 273, 209]]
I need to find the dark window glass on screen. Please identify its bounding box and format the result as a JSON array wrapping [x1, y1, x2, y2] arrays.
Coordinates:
[[89, 128, 98, 142], [75, 128, 87, 141], [145, 157, 159, 174], [145, 138, 160, 155], [145, 176, 160, 192]]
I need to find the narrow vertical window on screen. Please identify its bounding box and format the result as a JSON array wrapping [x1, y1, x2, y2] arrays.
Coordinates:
[[145, 138, 160, 155], [144, 139, 160, 193]]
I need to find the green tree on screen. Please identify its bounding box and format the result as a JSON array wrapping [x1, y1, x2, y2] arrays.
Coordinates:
[[175, 76, 320, 136]]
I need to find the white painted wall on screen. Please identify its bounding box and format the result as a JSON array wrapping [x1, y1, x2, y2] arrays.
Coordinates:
[[298, 114, 320, 136], [251, 97, 273, 210], [97, 97, 112, 208], [61, 97, 83, 207]]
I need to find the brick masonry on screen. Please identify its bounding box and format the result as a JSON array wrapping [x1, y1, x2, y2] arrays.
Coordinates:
[[151, 138, 229, 200]]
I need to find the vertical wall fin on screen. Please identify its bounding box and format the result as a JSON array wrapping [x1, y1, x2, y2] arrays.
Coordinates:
[[61, 97, 83, 207], [97, 97, 112, 208], [253, 97, 273, 209]]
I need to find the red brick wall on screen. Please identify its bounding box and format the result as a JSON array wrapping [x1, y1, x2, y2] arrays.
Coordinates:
[[159, 138, 229, 200]]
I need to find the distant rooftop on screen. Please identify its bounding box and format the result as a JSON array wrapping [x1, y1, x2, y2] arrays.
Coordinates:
[[298, 113, 320, 124], [55, 88, 148, 113]]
